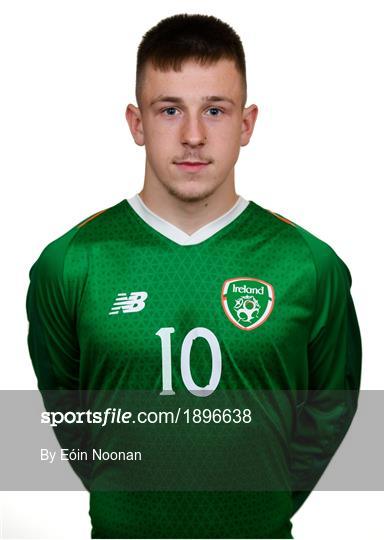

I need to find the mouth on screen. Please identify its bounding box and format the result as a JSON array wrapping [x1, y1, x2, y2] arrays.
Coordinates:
[[174, 161, 211, 173]]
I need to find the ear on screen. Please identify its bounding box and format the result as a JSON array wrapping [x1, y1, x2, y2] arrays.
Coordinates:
[[125, 104, 145, 146], [240, 104, 258, 147]]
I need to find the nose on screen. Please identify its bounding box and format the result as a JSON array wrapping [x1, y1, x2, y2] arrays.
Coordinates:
[[181, 113, 207, 147]]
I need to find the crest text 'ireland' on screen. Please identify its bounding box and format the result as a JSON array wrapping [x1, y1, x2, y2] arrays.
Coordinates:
[[221, 277, 275, 330]]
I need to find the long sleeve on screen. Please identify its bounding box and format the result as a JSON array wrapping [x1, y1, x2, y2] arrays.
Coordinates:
[[290, 239, 362, 516], [26, 229, 92, 489]]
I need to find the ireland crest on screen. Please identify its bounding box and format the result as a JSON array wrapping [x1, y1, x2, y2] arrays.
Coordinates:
[[221, 277, 275, 331]]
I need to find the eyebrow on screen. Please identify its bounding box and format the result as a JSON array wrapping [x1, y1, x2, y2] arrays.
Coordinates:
[[149, 95, 236, 106]]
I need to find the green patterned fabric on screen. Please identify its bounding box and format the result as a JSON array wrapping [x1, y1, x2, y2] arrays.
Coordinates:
[[26, 197, 361, 538]]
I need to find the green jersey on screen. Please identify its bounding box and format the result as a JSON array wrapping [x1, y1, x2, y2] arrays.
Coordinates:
[[26, 194, 361, 539]]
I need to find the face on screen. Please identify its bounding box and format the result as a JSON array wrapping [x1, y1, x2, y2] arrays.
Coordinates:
[[126, 58, 258, 203]]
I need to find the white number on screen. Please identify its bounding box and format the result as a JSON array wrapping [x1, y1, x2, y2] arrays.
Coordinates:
[[156, 327, 222, 397], [155, 327, 175, 395]]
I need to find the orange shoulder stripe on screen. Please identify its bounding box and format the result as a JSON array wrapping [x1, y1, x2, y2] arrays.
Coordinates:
[[267, 210, 296, 227], [77, 209, 107, 228]]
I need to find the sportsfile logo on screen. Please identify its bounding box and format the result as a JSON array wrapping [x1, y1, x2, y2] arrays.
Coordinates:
[[109, 292, 148, 315], [221, 277, 275, 331]]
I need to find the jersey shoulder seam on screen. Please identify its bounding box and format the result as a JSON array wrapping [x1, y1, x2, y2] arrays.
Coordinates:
[[64, 201, 120, 251], [76, 208, 109, 229], [61, 203, 118, 306], [266, 207, 322, 344], [32, 202, 119, 312]]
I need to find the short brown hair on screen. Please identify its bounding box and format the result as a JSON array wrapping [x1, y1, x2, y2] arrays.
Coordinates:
[[135, 13, 247, 108]]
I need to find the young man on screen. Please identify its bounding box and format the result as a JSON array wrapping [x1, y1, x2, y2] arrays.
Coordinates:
[[26, 14, 362, 539]]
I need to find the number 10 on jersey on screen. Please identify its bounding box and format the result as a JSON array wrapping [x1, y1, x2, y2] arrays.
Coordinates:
[[156, 327, 222, 397]]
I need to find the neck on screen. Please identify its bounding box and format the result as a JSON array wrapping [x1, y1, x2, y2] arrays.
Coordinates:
[[138, 170, 238, 236]]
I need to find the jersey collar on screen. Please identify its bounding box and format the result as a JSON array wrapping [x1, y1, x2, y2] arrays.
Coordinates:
[[126, 193, 250, 246]]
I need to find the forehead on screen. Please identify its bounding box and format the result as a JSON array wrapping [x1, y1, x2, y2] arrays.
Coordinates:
[[140, 58, 243, 105]]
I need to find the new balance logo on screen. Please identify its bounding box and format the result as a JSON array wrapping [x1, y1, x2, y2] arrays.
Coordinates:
[[109, 291, 148, 315]]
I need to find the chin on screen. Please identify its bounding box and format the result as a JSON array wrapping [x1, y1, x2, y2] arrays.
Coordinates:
[[166, 181, 218, 203]]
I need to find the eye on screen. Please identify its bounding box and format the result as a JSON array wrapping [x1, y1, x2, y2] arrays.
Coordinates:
[[161, 107, 179, 116], [206, 107, 224, 116]]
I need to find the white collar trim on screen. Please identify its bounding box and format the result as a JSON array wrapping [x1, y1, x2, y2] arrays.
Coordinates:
[[126, 193, 249, 246]]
